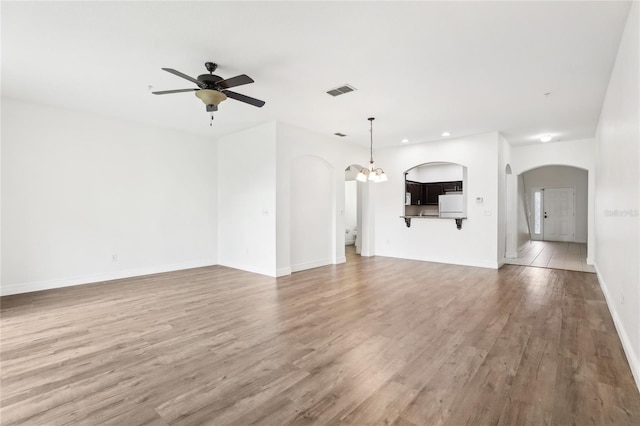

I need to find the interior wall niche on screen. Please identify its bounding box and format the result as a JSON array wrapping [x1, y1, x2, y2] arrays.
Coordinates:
[[404, 162, 468, 220]]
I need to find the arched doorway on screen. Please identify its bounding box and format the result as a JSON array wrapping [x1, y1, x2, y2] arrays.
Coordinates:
[[344, 165, 363, 256], [506, 165, 594, 272]]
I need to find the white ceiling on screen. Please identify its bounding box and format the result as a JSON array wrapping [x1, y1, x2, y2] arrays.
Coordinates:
[[1, 1, 631, 147]]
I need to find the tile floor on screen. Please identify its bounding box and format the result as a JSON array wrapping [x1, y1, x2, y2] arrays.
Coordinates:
[[505, 240, 596, 273]]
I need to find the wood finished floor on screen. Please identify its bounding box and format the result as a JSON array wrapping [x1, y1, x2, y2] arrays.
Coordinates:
[[1, 247, 639, 425]]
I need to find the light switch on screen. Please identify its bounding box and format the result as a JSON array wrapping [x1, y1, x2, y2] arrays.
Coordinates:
[[484, 209, 492, 216], [476, 197, 484, 204]]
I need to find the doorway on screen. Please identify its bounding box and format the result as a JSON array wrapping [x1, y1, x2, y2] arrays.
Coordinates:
[[530, 187, 576, 242], [507, 165, 589, 272], [345, 165, 363, 257]]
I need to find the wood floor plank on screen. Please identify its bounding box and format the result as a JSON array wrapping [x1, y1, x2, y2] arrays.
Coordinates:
[[1, 246, 639, 425]]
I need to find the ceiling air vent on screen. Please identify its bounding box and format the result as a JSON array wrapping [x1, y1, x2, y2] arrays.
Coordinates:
[[327, 84, 356, 97], [334, 132, 347, 137]]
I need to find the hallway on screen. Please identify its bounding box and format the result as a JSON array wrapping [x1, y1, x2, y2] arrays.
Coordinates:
[[506, 241, 596, 273]]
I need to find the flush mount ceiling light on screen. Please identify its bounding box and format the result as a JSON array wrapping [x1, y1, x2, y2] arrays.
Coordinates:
[[540, 134, 553, 142], [356, 117, 388, 183], [401, 138, 410, 144], [442, 131, 451, 137]]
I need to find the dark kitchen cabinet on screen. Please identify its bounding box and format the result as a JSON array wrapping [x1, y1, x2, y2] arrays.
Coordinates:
[[406, 181, 424, 205], [425, 183, 443, 205], [442, 182, 458, 192], [405, 180, 463, 206]]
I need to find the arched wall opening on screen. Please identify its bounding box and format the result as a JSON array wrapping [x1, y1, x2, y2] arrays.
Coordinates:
[[403, 162, 468, 219], [506, 163, 592, 263], [508, 138, 596, 263], [345, 165, 365, 255]]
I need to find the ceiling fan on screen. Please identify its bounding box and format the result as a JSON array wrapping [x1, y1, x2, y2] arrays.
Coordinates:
[[152, 62, 265, 113]]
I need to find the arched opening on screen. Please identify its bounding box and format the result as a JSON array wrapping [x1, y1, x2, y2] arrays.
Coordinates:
[[403, 162, 467, 219], [344, 165, 364, 256], [505, 164, 593, 272]]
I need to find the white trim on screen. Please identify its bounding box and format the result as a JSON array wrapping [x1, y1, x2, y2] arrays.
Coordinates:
[[0, 259, 216, 296], [290, 258, 333, 273], [275, 267, 292, 277], [334, 256, 346, 265], [505, 251, 518, 259], [594, 263, 640, 393]]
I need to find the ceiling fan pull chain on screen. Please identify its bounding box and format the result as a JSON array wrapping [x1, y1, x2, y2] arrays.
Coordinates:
[[210, 113, 214, 126]]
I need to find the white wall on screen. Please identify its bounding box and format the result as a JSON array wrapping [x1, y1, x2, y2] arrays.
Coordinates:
[[344, 180, 357, 245], [217, 122, 277, 276], [522, 166, 589, 243], [498, 133, 511, 265], [375, 132, 500, 269], [510, 138, 595, 262], [290, 155, 334, 271], [1, 98, 218, 295], [516, 174, 531, 249], [594, 2, 640, 390], [276, 122, 368, 274], [406, 162, 463, 182]]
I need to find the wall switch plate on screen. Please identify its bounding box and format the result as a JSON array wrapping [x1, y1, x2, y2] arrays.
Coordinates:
[[484, 210, 492, 216], [476, 197, 483, 203]]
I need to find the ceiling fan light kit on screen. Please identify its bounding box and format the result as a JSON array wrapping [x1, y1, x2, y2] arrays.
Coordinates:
[[152, 61, 265, 124], [356, 117, 388, 183], [195, 89, 227, 106]]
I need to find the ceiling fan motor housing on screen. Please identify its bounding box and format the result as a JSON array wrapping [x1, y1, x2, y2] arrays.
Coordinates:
[[197, 74, 224, 89]]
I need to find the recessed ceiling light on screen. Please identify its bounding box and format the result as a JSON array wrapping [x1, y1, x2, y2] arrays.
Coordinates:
[[401, 138, 409, 144], [441, 132, 451, 137], [540, 135, 552, 143]]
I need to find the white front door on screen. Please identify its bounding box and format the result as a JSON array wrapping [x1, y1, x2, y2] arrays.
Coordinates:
[[543, 187, 575, 242]]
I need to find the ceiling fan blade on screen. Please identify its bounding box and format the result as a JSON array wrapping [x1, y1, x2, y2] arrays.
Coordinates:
[[161, 68, 203, 87], [216, 74, 254, 90], [152, 88, 199, 95], [223, 90, 265, 108]]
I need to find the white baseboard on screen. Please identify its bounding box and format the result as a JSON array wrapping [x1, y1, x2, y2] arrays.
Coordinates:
[[334, 256, 346, 265], [0, 259, 217, 296], [290, 258, 333, 273], [275, 267, 292, 277], [505, 251, 518, 259], [594, 263, 640, 393]]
